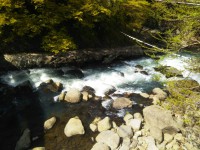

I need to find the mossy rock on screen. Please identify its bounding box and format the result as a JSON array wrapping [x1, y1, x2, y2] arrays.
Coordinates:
[[167, 79, 200, 93], [154, 66, 183, 78]]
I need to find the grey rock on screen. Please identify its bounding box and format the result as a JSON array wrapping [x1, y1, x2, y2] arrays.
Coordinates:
[[15, 128, 31, 150]]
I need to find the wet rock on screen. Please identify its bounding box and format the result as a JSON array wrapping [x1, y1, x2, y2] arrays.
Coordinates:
[[140, 70, 149, 75], [150, 126, 163, 143], [65, 69, 84, 78], [97, 117, 112, 132], [15, 128, 31, 150], [64, 88, 81, 103], [117, 125, 133, 138], [143, 105, 179, 130], [39, 79, 63, 93], [154, 66, 182, 78], [64, 116, 85, 137], [82, 86, 96, 95], [104, 85, 116, 96], [135, 65, 143, 70], [91, 142, 110, 150], [96, 130, 120, 149], [128, 119, 142, 131], [15, 80, 33, 94], [152, 88, 167, 100], [82, 91, 89, 101], [44, 116, 56, 130], [112, 97, 132, 109]]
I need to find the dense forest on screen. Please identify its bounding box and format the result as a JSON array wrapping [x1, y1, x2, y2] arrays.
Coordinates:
[[0, 0, 199, 54]]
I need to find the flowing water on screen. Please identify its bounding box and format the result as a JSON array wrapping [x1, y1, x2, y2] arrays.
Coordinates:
[[0, 53, 200, 149]]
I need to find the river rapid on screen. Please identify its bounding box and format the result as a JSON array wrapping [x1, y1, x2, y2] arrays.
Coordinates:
[[0, 53, 200, 149]]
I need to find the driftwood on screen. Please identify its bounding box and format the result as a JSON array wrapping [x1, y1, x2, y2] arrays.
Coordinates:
[[121, 32, 163, 50], [155, 0, 200, 6]]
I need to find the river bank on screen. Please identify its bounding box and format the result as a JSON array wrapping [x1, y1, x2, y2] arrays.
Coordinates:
[[0, 46, 144, 71]]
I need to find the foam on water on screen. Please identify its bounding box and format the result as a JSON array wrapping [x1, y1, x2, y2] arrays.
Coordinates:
[[1, 54, 200, 104]]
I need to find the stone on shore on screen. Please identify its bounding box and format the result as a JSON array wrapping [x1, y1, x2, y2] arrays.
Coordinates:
[[64, 116, 85, 137], [128, 119, 142, 131], [152, 88, 167, 100], [44, 117, 56, 130], [91, 142, 110, 150], [97, 117, 112, 132], [64, 88, 81, 103], [117, 125, 133, 138], [143, 105, 179, 130], [96, 130, 120, 149]]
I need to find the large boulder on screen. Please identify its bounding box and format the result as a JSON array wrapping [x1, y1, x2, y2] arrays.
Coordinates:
[[64, 116, 85, 137], [143, 105, 179, 130], [96, 130, 120, 149], [15, 128, 31, 150], [112, 97, 132, 109], [64, 88, 81, 103]]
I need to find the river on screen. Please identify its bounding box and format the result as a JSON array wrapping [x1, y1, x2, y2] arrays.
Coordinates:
[[0, 53, 200, 149]]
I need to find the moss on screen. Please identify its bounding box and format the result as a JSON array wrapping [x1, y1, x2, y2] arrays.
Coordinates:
[[163, 80, 200, 126], [154, 66, 183, 78]]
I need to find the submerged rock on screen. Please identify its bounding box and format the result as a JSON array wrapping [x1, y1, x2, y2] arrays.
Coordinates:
[[65, 69, 84, 78], [64, 116, 85, 137], [112, 97, 132, 109], [39, 79, 63, 93], [15, 128, 31, 150], [64, 88, 81, 103]]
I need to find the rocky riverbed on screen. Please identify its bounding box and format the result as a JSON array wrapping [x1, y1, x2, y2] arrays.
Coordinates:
[[0, 53, 200, 150]]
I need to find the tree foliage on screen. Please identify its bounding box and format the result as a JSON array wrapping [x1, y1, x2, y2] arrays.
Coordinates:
[[0, 0, 150, 53]]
